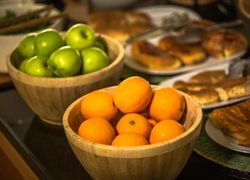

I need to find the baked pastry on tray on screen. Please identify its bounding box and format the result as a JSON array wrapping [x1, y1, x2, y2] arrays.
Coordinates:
[[215, 76, 250, 101], [87, 10, 155, 43], [188, 70, 226, 84], [202, 29, 248, 59], [127, 18, 247, 72], [209, 99, 250, 147], [177, 87, 220, 105], [173, 69, 250, 105], [130, 37, 207, 71], [158, 36, 207, 65], [130, 40, 182, 70]]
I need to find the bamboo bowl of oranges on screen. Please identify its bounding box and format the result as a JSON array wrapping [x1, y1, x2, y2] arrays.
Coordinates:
[[63, 76, 202, 180]]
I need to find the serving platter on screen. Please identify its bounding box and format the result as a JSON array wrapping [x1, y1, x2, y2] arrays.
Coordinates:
[[194, 117, 250, 179], [125, 5, 247, 75], [159, 63, 250, 109], [136, 5, 201, 27], [205, 120, 250, 154], [125, 44, 246, 75], [125, 5, 202, 75]]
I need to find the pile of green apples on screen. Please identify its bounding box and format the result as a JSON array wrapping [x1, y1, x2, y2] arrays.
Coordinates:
[[18, 23, 111, 77]]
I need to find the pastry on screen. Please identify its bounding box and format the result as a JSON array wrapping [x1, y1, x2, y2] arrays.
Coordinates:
[[130, 40, 182, 70], [209, 99, 250, 147], [173, 80, 212, 91], [215, 76, 250, 101], [173, 69, 250, 105], [188, 70, 226, 84], [178, 87, 219, 105], [158, 36, 207, 65], [202, 29, 248, 59], [158, 36, 177, 50], [87, 10, 155, 43]]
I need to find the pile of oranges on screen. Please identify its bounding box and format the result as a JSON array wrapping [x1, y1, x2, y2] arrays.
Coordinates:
[[78, 76, 186, 146]]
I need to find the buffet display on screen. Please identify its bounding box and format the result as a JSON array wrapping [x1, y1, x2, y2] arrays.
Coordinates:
[[0, 2, 250, 179], [126, 25, 248, 75]]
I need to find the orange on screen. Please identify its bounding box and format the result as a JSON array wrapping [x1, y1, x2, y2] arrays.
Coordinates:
[[80, 90, 118, 122], [116, 113, 152, 139], [112, 133, 149, 146], [148, 118, 158, 127], [78, 117, 115, 145], [149, 87, 185, 121], [149, 119, 185, 144], [113, 76, 153, 113]]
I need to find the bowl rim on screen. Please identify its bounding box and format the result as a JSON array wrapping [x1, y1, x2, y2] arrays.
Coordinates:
[[6, 34, 125, 87], [63, 87, 203, 158]]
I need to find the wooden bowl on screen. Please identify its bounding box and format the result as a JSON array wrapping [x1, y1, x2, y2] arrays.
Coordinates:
[[6, 35, 124, 126], [63, 86, 202, 180]]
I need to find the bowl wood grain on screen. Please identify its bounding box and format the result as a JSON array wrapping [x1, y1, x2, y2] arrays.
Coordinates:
[[7, 35, 124, 125], [63, 86, 202, 180]]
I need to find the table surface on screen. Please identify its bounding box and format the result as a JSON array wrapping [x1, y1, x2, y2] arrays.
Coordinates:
[[1, 1, 250, 180]]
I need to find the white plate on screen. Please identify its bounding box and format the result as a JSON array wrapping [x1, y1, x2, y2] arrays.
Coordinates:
[[125, 5, 246, 75], [136, 5, 201, 26], [0, 2, 63, 73], [205, 120, 250, 154], [159, 63, 250, 109], [125, 5, 201, 75], [125, 44, 246, 75]]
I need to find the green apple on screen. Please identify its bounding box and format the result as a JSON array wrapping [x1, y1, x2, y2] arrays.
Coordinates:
[[48, 46, 82, 77], [22, 56, 53, 77], [19, 58, 30, 72], [18, 33, 37, 59], [35, 28, 64, 57], [65, 23, 96, 51], [81, 47, 111, 74], [94, 36, 107, 52]]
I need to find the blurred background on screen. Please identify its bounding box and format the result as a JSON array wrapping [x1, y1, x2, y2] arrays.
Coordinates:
[[31, 0, 238, 22]]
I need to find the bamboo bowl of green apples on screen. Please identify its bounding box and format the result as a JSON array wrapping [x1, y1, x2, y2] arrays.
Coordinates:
[[6, 23, 125, 126]]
